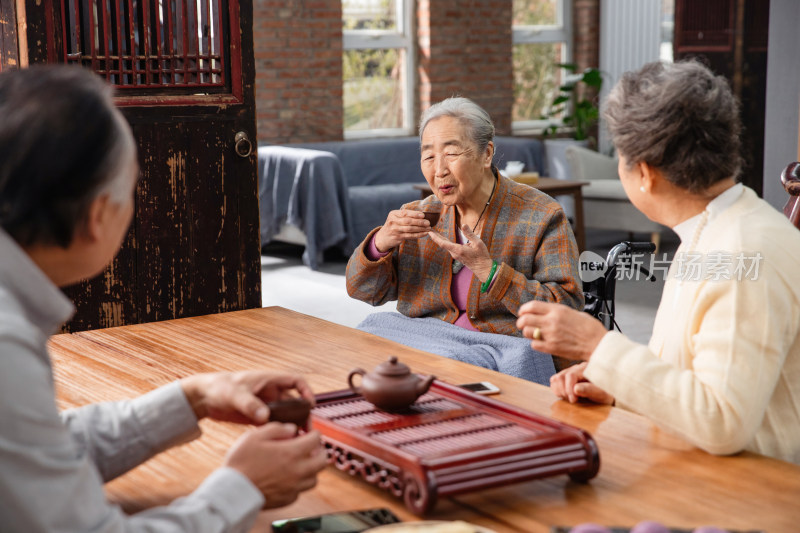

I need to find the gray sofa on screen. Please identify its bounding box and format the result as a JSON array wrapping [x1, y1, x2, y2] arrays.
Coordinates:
[[258, 136, 544, 269], [564, 145, 669, 248]]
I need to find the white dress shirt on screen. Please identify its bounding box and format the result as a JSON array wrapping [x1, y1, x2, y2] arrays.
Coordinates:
[[0, 228, 264, 532]]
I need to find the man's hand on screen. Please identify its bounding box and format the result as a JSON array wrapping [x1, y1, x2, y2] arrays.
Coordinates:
[[180, 371, 315, 425], [225, 423, 327, 508]]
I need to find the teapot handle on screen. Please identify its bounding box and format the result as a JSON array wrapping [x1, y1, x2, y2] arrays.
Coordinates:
[[347, 368, 366, 395]]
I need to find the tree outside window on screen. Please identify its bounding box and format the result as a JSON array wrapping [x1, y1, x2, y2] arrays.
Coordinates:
[[512, 0, 572, 132], [343, 0, 414, 138]]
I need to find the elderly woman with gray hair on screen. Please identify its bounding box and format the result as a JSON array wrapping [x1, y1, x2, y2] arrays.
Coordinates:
[[346, 97, 583, 383], [518, 60, 800, 464]]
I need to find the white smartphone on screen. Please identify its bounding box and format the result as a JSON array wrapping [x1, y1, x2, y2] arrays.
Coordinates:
[[459, 381, 501, 395]]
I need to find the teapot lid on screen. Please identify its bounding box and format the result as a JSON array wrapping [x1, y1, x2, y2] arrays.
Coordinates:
[[374, 356, 411, 377]]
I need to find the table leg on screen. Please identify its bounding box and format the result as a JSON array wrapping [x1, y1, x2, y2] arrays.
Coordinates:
[[572, 189, 586, 251]]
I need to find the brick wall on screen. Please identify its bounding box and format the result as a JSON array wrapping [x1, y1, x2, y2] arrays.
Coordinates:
[[418, 0, 513, 135], [573, 0, 600, 72], [253, 0, 343, 143], [253, 1, 598, 143], [572, 0, 600, 140]]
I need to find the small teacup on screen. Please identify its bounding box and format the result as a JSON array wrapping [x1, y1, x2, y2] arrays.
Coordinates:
[[417, 206, 441, 227], [267, 398, 312, 427], [422, 210, 441, 227]]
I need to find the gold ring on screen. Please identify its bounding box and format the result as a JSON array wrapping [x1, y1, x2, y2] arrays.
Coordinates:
[[532, 327, 542, 341]]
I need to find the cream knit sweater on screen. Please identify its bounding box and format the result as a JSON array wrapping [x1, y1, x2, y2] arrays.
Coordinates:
[[585, 187, 800, 464]]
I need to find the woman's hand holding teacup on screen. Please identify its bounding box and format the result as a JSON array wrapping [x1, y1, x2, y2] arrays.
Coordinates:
[[516, 300, 608, 362], [516, 302, 613, 406], [428, 225, 494, 281], [374, 209, 433, 252]]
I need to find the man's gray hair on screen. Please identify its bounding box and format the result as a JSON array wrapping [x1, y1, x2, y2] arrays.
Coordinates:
[[98, 109, 136, 204], [603, 60, 742, 193], [0, 65, 137, 247], [418, 97, 495, 153]]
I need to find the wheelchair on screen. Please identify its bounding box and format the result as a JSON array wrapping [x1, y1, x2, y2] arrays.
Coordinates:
[[582, 241, 657, 331]]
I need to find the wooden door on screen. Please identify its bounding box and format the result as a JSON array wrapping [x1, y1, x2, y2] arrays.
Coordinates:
[[0, 0, 20, 69], [673, 0, 769, 197], [18, 0, 261, 330]]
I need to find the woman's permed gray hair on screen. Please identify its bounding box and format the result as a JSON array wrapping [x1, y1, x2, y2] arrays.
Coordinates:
[[603, 60, 742, 193], [419, 97, 495, 153], [0, 65, 134, 248]]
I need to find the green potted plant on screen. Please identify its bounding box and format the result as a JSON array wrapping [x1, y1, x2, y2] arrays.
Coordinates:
[[541, 64, 603, 221], [543, 63, 604, 143]]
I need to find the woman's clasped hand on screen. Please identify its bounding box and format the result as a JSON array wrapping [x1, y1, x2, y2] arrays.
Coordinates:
[[547, 362, 615, 406]]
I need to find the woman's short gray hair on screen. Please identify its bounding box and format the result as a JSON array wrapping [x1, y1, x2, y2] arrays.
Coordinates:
[[603, 60, 742, 193], [418, 97, 495, 153]]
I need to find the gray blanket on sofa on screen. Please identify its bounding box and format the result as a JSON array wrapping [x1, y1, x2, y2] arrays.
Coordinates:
[[258, 146, 354, 269], [258, 137, 545, 269], [357, 312, 555, 385]]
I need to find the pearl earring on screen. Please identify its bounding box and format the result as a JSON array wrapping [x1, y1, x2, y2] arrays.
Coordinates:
[[640, 186, 646, 193]]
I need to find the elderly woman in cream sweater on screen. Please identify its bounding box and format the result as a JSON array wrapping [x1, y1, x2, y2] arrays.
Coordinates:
[[517, 60, 800, 464]]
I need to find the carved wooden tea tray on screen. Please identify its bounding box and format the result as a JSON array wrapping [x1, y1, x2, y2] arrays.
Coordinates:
[[311, 380, 600, 514]]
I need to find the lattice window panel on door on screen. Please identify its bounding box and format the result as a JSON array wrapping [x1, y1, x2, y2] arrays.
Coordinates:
[[61, 0, 228, 90]]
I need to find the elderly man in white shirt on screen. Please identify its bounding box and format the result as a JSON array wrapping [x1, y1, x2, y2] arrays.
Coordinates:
[[0, 65, 326, 532]]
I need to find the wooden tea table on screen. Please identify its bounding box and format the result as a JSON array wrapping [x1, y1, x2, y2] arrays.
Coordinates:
[[48, 307, 799, 532]]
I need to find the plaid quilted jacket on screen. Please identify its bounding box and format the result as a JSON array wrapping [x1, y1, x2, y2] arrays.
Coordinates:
[[345, 175, 583, 337]]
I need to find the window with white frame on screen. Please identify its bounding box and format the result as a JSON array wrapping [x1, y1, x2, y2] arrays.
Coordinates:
[[512, 0, 572, 132], [342, 0, 414, 139]]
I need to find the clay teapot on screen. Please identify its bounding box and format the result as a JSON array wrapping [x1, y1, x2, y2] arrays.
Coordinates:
[[348, 356, 436, 411]]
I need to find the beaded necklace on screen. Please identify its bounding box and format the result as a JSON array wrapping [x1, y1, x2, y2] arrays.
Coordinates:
[[452, 176, 497, 274], [675, 209, 709, 290], [688, 209, 709, 251]]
